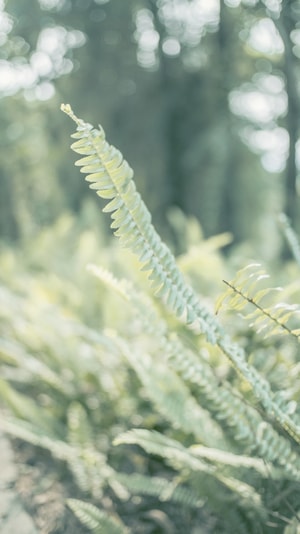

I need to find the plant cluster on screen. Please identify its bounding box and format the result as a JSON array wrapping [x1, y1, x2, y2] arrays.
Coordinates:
[[0, 107, 300, 533]]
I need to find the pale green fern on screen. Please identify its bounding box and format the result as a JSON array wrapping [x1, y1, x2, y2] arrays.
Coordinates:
[[88, 264, 300, 480], [62, 103, 300, 448], [114, 429, 267, 520], [216, 263, 300, 340], [67, 499, 129, 534], [56, 104, 300, 531], [115, 472, 203, 508]]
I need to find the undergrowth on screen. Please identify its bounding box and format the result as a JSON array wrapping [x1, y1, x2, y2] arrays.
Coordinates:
[[0, 106, 300, 532]]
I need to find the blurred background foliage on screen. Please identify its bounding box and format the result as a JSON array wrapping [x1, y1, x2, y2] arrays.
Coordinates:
[[0, 0, 299, 256]]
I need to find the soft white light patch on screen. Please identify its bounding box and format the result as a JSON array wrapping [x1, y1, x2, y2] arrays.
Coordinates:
[[254, 73, 284, 94], [262, 0, 282, 15], [225, 0, 241, 7], [138, 29, 160, 52], [30, 51, 53, 76], [0, 1, 13, 45], [0, 22, 86, 98], [162, 38, 181, 56], [35, 81, 55, 101], [247, 18, 284, 55], [38, 0, 65, 9], [229, 89, 287, 124], [0, 61, 37, 95], [241, 127, 289, 173], [159, 0, 219, 46], [135, 9, 159, 69]]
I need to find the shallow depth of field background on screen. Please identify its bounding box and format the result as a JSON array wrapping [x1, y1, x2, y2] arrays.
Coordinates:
[[0, 0, 299, 259]]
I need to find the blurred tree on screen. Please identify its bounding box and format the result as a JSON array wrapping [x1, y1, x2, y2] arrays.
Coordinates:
[[0, 0, 299, 253], [268, 0, 300, 225]]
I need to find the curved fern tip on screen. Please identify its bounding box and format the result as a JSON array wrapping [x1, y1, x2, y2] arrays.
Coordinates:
[[60, 102, 71, 113], [60, 103, 82, 127]]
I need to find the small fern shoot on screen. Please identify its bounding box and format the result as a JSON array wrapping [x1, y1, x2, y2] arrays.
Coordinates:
[[216, 263, 300, 340], [62, 105, 300, 448]]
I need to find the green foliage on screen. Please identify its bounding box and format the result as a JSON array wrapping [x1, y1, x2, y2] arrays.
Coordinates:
[[62, 105, 300, 447], [61, 107, 300, 531], [60, 103, 219, 344], [1, 108, 300, 532], [115, 472, 202, 508], [114, 429, 266, 517], [216, 263, 300, 340], [67, 499, 129, 534]]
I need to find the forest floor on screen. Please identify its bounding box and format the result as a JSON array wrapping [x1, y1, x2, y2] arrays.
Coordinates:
[[0, 433, 37, 534], [0, 433, 207, 533], [0, 433, 88, 533]]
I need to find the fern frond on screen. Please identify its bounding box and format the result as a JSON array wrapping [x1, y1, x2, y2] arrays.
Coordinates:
[[111, 333, 226, 446], [217, 264, 300, 340], [0, 416, 114, 498], [89, 265, 300, 480], [61, 103, 220, 343], [68, 402, 93, 449], [66, 402, 109, 497], [0, 417, 75, 460], [0, 377, 61, 435], [0, 338, 69, 394], [116, 472, 203, 508], [62, 105, 300, 447], [190, 444, 273, 476], [67, 499, 130, 534], [114, 429, 266, 516], [87, 264, 131, 303], [89, 265, 253, 451], [69, 449, 112, 498]]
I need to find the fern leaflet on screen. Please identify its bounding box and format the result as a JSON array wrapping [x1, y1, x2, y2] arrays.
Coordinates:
[[216, 263, 300, 340], [116, 472, 203, 508], [67, 499, 129, 534], [114, 429, 266, 517]]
